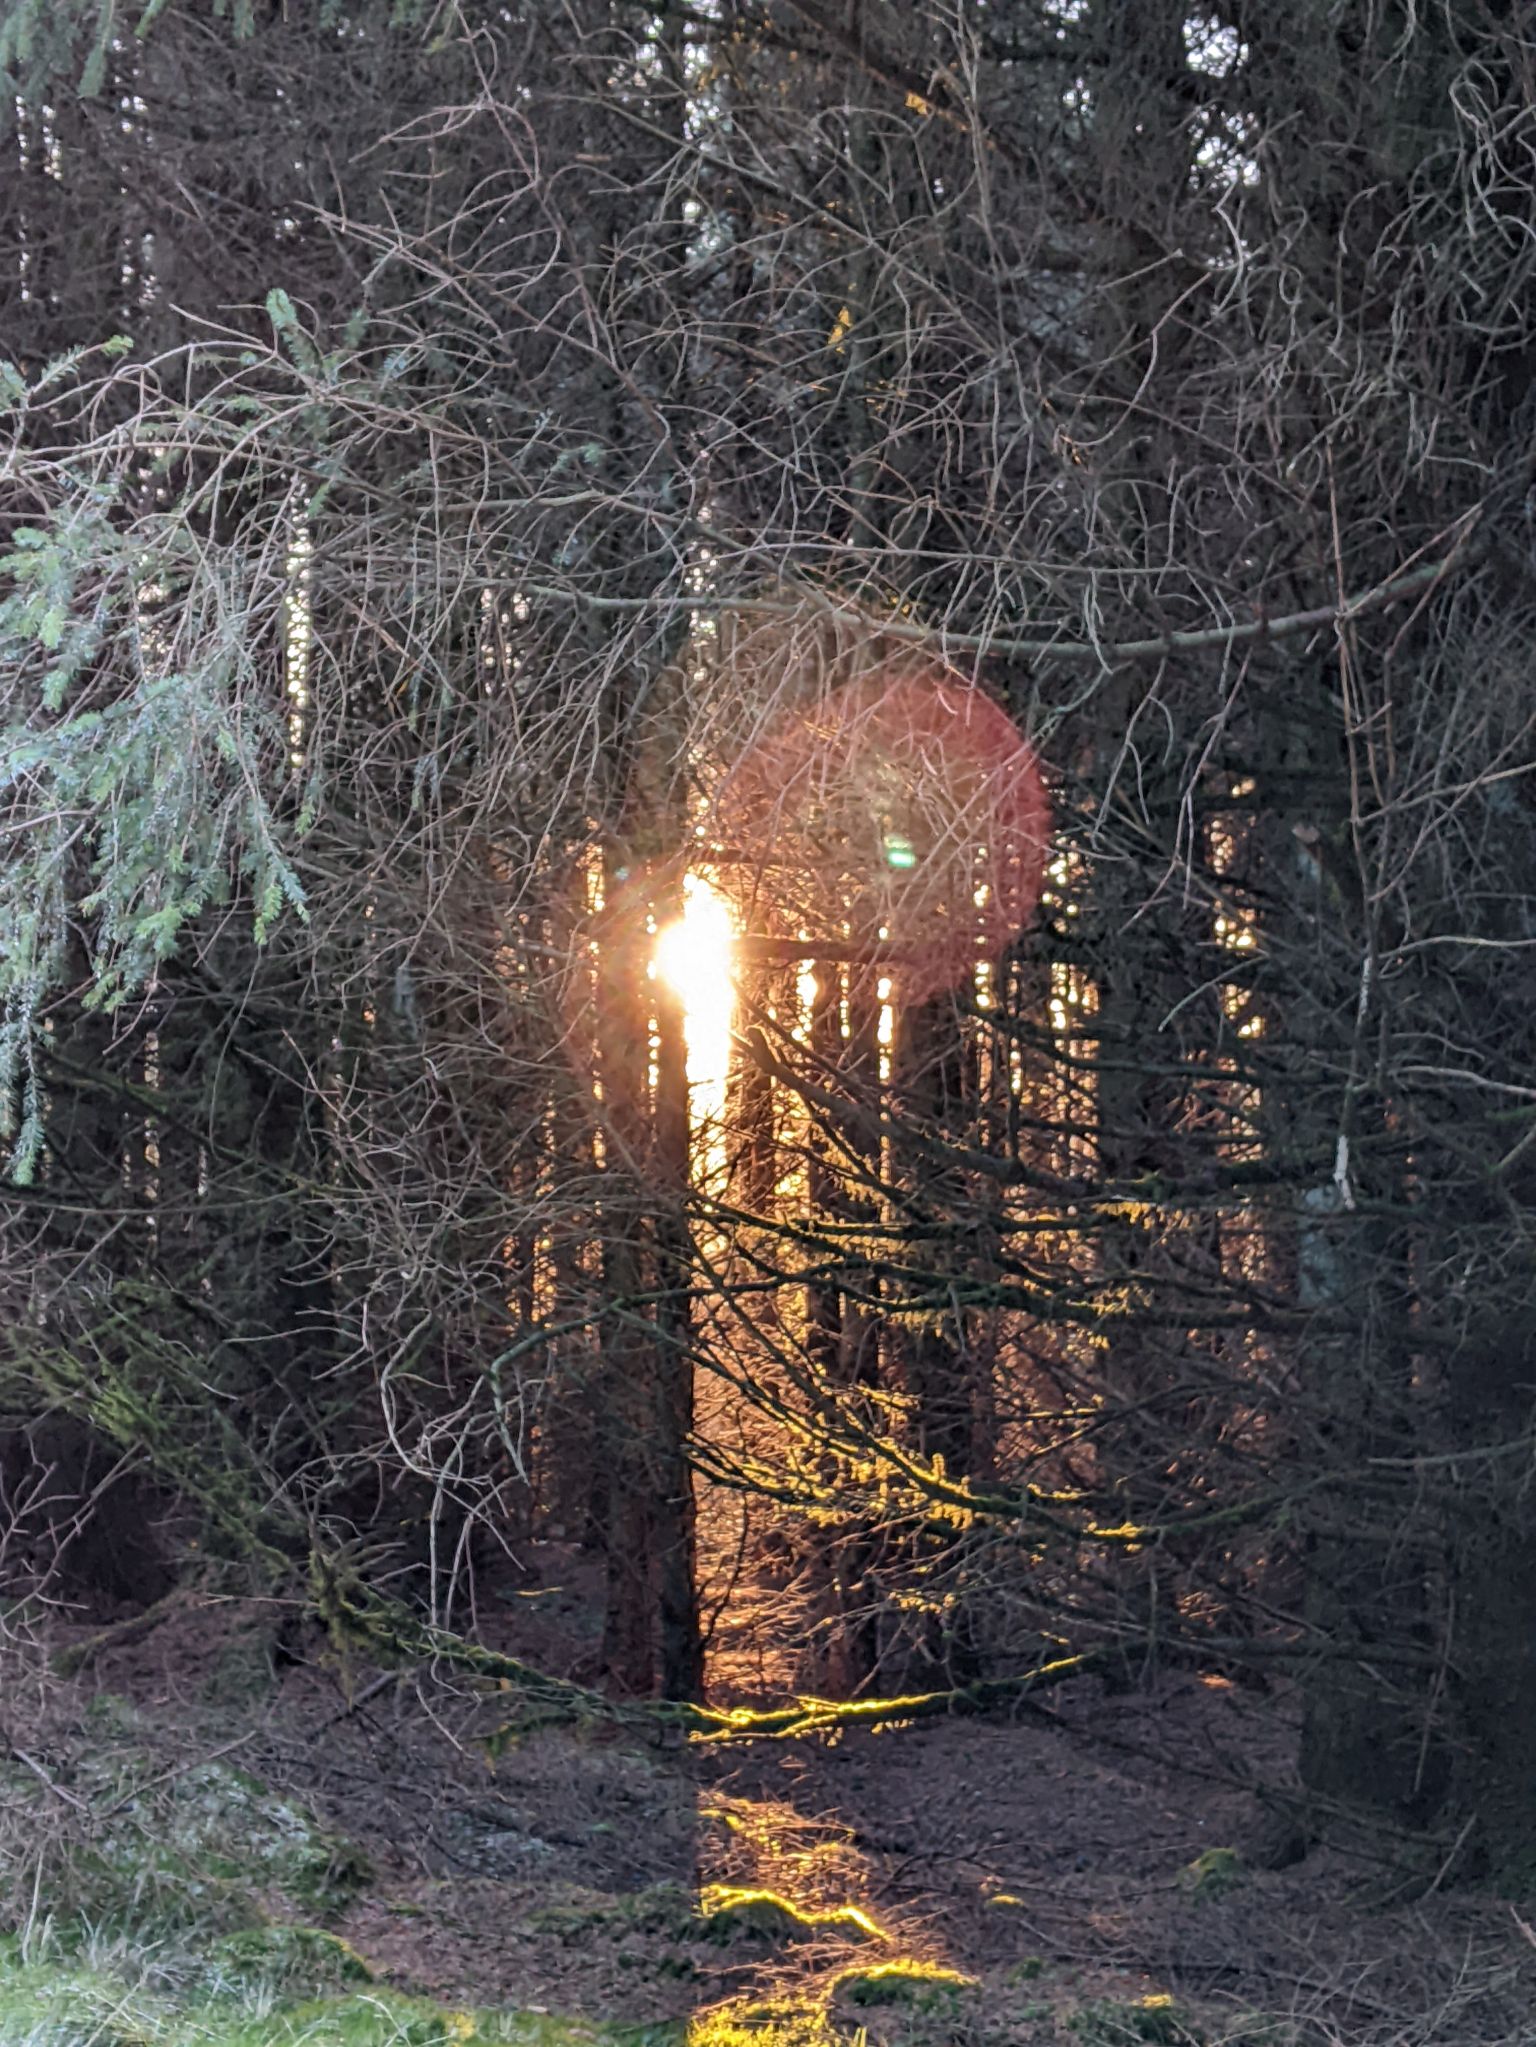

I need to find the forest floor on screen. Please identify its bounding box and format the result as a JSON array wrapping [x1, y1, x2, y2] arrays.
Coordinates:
[[3, 1547, 1536, 2046]]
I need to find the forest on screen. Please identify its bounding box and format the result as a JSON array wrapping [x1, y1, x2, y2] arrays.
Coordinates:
[[3, 3, 1536, 2043]]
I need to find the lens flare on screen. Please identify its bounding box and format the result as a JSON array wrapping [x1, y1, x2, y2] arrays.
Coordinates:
[[711, 664, 1049, 1002]]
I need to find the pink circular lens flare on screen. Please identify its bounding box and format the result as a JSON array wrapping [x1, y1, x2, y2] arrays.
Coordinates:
[[714, 666, 1050, 1001]]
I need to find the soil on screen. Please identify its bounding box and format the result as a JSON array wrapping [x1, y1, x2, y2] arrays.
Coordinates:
[[17, 1549, 1536, 2045]]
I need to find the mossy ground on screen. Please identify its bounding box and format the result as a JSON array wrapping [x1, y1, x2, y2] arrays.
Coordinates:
[[0, 1704, 846, 2047], [1178, 1849, 1242, 1902], [1066, 1995, 1197, 2046], [695, 1888, 886, 1946], [831, 1957, 976, 2012], [0, 1687, 1317, 2047], [0, 1695, 679, 2047], [7, 1594, 1533, 2047]]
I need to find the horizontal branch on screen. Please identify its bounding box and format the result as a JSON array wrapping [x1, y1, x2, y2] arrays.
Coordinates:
[[684, 1655, 1106, 1740], [524, 553, 1465, 669], [321, 1567, 1436, 1757]]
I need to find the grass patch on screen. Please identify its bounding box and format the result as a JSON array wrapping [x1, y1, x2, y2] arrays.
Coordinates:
[[0, 1947, 682, 2047], [0, 1953, 852, 2047]]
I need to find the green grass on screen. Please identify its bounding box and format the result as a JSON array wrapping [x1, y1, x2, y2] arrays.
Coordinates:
[[0, 1951, 678, 2047], [0, 1962, 853, 2047]]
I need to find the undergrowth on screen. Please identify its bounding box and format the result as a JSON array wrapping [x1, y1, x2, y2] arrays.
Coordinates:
[[0, 1694, 366, 1943], [0, 1694, 845, 2047]]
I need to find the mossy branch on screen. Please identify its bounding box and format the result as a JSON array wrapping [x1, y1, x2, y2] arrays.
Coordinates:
[[318, 1559, 1107, 1744]]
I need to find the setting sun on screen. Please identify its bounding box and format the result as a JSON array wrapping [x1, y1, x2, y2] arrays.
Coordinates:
[[653, 874, 736, 1119]]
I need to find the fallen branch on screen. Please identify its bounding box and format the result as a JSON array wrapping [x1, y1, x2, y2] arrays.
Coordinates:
[[1, 1736, 90, 1811], [682, 1654, 1107, 1742], [317, 1557, 1105, 1746]]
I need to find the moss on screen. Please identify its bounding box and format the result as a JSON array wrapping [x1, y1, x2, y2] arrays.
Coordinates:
[[680, 1999, 837, 2047], [171, 1764, 371, 1915], [696, 1888, 887, 1945], [525, 1883, 887, 1955], [831, 1959, 975, 2011], [1180, 1848, 1242, 1900], [524, 1883, 698, 1943], [198, 1631, 279, 1708], [1004, 1956, 1046, 1984], [1068, 1993, 1201, 2045], [82, 1692, 142, 1734]]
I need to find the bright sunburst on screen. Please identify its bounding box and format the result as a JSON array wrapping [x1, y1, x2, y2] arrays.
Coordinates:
[[653, 874, 736, 1135]]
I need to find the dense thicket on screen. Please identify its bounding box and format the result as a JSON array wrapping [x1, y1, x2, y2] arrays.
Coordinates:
[[4, 0, 1536, 1886]]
